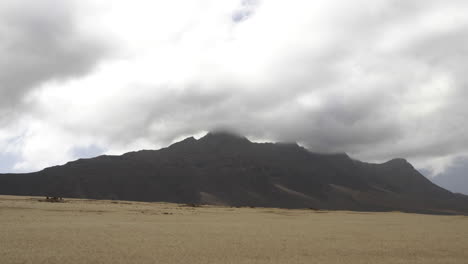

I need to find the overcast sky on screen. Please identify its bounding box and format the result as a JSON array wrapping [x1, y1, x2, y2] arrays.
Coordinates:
[[0, 0, 467, 192]]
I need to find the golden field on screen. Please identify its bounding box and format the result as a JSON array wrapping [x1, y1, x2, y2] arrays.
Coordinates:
[[0, 195, 467, 264]]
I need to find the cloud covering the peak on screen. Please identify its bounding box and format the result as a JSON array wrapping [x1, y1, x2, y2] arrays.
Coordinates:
[[1, 0, 468, 192]]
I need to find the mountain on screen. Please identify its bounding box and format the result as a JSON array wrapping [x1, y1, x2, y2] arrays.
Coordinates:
[[1, 132, 467, 214]]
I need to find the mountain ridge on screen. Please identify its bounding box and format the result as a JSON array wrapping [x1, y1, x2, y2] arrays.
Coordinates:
[[1, 132, 467, 214]]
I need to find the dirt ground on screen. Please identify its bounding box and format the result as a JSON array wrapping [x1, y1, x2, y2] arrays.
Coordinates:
[[0, 195, 467, 264]]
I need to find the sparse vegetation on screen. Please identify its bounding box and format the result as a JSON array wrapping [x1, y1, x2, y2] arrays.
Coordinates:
[[44, 196, 64, 202], [183, 203, 201, 207]]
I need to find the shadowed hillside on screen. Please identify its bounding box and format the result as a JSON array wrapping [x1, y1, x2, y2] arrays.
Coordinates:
[[1, 132, 467, 214]]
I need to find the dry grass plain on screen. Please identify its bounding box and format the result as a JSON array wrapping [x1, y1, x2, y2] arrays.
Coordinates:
[[0, 195, 467, 264]]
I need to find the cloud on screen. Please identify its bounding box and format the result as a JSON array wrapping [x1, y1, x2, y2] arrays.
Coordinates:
[[0, 0, 110, 120], [232, 0, 259, 22], [1, 0, 468, 176], [431, 156, 468, 195]]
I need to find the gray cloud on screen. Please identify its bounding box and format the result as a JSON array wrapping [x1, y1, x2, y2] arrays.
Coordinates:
[[0, 0, 109, 118]]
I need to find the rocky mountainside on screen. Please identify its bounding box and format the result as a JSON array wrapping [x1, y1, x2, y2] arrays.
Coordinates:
[[1, 132, 467, 214]]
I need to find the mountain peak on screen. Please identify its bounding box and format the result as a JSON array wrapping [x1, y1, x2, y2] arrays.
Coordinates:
[[385, 158, 411, 166], [200, 131, 251, 144]]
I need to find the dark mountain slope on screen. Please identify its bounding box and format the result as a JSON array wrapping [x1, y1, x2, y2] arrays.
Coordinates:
[[0, 132, 467, 214]]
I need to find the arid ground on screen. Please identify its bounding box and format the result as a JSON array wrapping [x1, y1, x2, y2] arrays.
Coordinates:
[[0, 195, 467, 264]]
